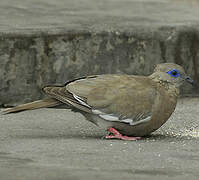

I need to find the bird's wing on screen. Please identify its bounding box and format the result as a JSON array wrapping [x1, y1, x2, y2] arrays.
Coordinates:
[[43, 85, 92, 113], [44, 74, 157, 126]]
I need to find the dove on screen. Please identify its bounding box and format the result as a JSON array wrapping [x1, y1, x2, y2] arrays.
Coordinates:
[[2, 63, 194, 140]]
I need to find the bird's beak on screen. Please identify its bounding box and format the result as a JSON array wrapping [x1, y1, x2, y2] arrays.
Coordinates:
[[183, 75, 196, 86]]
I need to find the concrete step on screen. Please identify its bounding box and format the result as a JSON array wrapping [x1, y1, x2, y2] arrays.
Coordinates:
[[0, 0, 199, 106]]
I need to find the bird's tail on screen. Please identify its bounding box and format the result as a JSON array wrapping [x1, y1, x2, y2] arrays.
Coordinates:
[[2, 98, 62, 114]]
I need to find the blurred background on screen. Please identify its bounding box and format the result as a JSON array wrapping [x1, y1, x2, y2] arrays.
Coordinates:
[[0, 0, 199, 106]]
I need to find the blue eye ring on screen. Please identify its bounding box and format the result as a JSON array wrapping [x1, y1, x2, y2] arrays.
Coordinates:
[[167, 69, 180, 78]]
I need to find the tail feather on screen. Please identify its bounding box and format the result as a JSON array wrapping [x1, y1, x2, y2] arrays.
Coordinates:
[[2, 98, 62, 114]]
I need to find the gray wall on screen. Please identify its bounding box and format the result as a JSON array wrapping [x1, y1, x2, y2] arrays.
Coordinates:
[[0, 27, 199, 106]]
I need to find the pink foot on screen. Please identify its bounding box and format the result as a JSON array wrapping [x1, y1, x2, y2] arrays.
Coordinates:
[[105, 127, 141, 141]]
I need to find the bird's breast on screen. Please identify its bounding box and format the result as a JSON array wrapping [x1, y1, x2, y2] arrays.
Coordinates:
[[149, 86, 178, 133], [116, 86, 178, 137]]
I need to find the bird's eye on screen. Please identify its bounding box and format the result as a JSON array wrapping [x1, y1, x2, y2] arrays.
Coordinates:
[[167, 69, 180, 78], [172, 71, 177, 76]]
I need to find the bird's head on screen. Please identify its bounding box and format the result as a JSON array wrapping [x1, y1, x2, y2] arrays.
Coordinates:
[[150, 63, 195, 87]]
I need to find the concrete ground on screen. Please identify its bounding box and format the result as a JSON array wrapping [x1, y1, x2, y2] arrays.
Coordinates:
[[0, 97, 199, 180]]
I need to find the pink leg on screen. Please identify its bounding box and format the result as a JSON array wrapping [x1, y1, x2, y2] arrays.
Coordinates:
[[105, 127, 141, 141]]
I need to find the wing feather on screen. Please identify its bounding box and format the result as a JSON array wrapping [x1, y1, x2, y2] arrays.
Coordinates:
[[64, 74, 157, 126], [43, 86, 91, 113]]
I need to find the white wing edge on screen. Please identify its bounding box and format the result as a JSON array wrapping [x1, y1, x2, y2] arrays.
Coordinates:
[[72, 94, 151, 126], [92, 109, 151, 126], [73, 94, 91, 108]]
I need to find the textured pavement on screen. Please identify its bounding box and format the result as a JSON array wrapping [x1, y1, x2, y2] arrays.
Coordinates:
[[0, 97, 199, 180]]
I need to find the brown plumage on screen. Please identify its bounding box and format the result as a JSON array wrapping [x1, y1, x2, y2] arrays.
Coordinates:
[[2, 63, 194, 140]]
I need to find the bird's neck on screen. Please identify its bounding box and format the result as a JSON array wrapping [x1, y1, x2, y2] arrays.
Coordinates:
[[149, 75, 180, 97]]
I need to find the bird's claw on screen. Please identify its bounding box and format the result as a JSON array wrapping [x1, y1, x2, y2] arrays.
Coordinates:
[[105, 128, 141, 141]]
